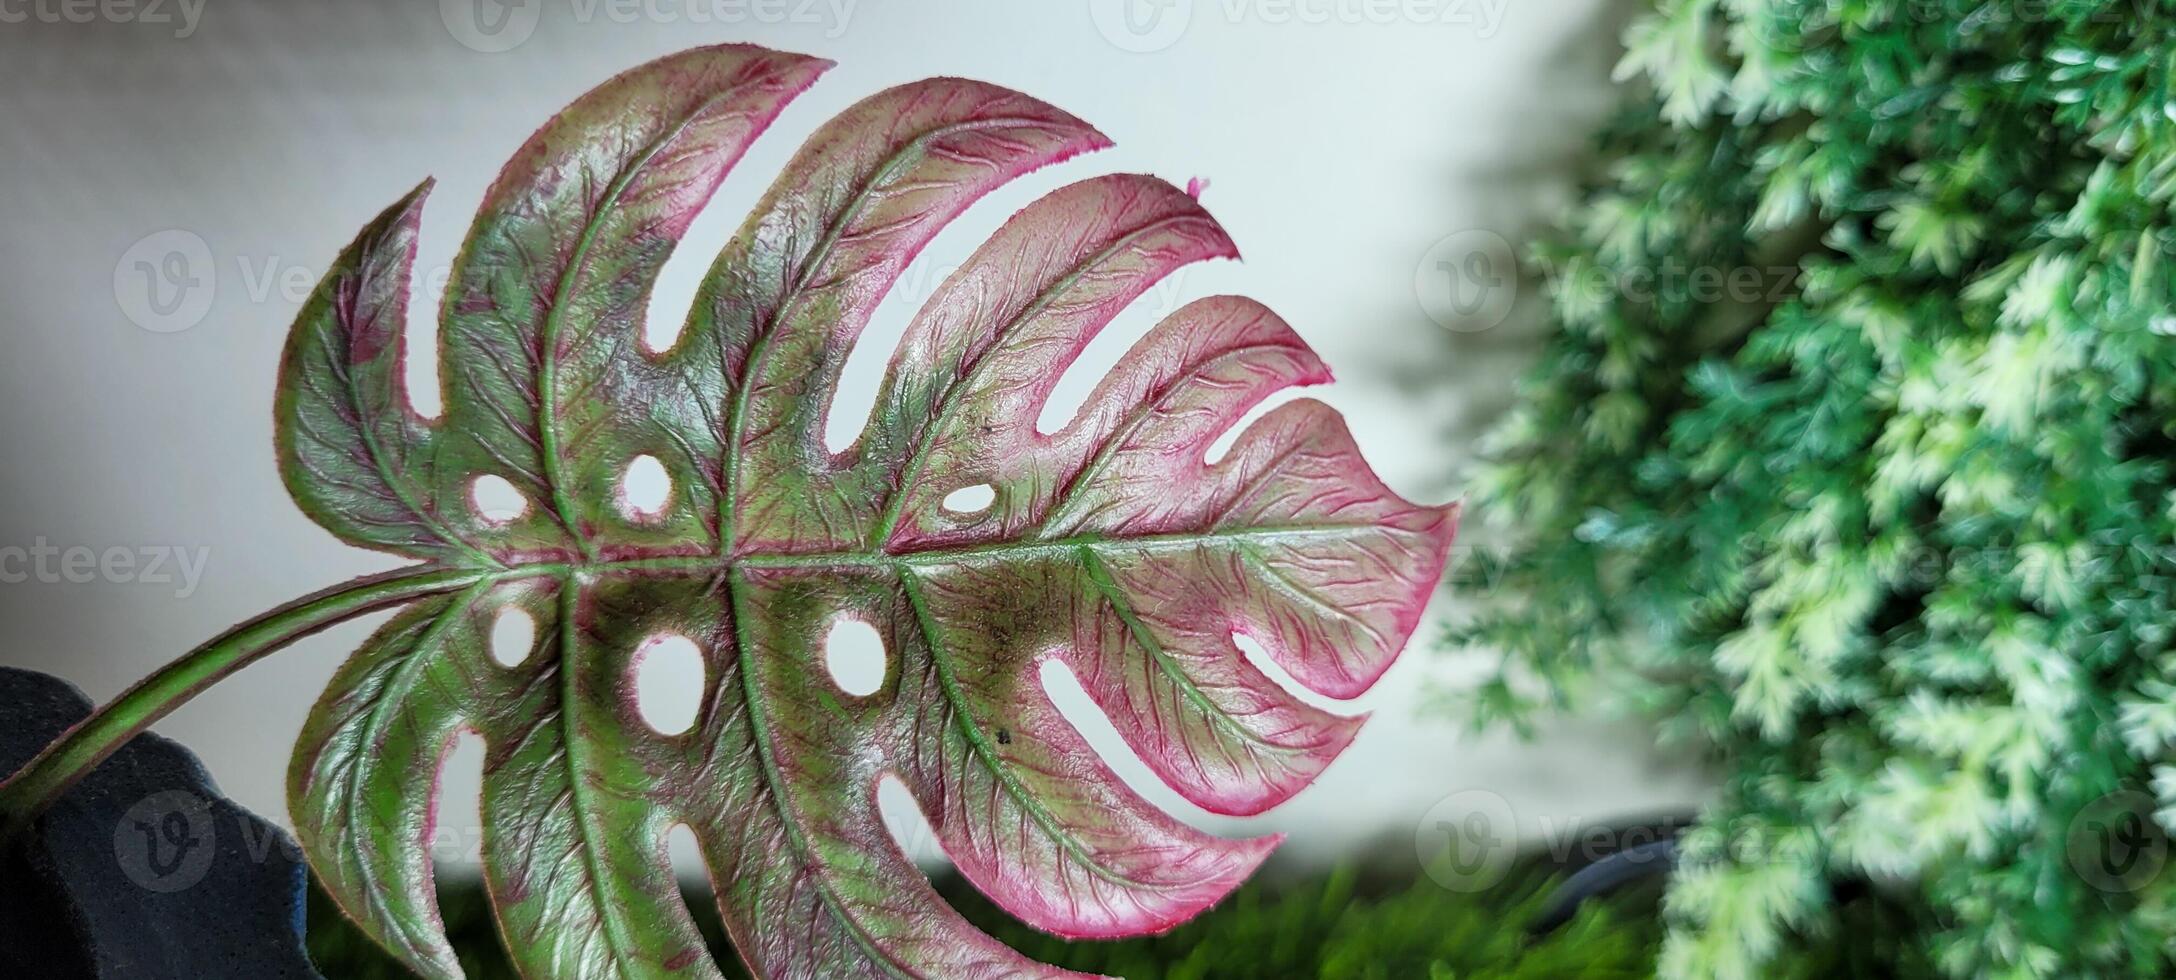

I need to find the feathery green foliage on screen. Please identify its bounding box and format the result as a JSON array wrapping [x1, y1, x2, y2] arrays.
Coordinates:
[[1449, 1, 2176, 976]]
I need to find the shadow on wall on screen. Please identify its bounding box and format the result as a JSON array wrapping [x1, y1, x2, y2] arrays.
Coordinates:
[[1376, 0, 1646, 466], [1382, 0, 1722, 849]]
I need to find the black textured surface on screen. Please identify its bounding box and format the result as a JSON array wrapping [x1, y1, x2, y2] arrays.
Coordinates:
[[0, 667, 321, 979]]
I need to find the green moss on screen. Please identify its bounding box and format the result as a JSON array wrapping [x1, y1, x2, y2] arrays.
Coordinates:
[[965, 866, 1655, 979], [306, 864, 1660, 978]]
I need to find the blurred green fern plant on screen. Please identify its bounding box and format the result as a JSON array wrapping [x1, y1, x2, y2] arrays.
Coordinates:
[[1449, 1, 2176, 976]]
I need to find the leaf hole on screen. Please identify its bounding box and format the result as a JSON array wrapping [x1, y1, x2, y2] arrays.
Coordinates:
[[1204, 389, 1309, 465], [876, 774, 949, 870], [489, 606, 536, 667], [403, 238, 448, 420], [468, 475, 528, 525], [432, 730, 487, 870], [822, 266, 932, 454], [823, 617, 887, 697], [631, 633, 705, 736], [833, 150, 1101, 453], [1231, 629, 1351, 709], [642, 110, 786, 355], [1037, 659, 1209, 818], [665, 822, 706, 882], [619, 454, 673, 520], [1034, 273, 1187, 435], [940, 483, 996, 516]]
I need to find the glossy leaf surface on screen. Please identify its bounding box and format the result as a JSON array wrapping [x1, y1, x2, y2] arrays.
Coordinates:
[[280, 44, 1458, 980]]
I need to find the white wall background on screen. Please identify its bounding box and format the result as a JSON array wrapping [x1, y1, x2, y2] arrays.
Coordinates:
[[0, 0, 1710, 876]]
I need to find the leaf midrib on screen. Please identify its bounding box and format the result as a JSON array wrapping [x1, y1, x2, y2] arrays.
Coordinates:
[[868, 211, 1219, 549], [1037, 340, 1302, 535], [715, 114, 1083, 560], [442, 524, 1392, 581], [550, 582, 652, 977], [898, 569, 1236, 895], [292, 244, 497, 566], [725, 574, 919, 979], [335, 582, 490, 973], [533, 82, 766, 563], [1076, 546, 1323, 758]]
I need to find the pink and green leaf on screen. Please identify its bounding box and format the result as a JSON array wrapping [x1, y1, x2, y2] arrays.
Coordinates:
[[276, 43, 1457, 980]]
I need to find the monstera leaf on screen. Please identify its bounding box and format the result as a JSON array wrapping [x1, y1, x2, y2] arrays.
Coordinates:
[[1, 44, 1457, 980]]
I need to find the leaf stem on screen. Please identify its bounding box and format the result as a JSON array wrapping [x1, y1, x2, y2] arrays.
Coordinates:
[[0, 564, 499, 839], [0, 525, 1385, 838]]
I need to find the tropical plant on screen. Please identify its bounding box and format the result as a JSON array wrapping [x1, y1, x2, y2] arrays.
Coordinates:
[[1450, 2, 2176, 977], [0, 44, 1457, 979]]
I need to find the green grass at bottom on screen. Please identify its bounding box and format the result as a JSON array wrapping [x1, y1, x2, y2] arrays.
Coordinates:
[[305, 863, 1662, 979]]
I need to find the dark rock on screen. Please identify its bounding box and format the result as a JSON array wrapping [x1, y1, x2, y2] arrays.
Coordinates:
[[0, 667, 321, 979]]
